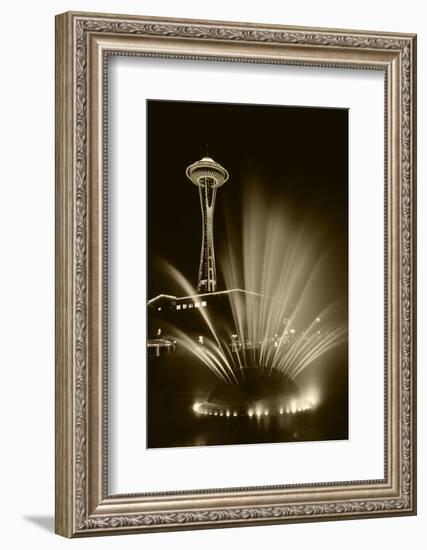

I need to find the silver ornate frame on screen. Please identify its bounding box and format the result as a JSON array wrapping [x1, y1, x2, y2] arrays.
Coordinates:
[[55, 11, 417, 537]]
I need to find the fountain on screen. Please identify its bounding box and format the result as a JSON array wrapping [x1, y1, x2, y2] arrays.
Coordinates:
[[148, 179, 347, 422]]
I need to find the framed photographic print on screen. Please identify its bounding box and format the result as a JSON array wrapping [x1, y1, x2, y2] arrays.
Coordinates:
[[55, 11, 417, 537]]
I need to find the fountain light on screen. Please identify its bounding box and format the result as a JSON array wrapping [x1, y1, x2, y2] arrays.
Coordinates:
[[160, 186, 348, 412]]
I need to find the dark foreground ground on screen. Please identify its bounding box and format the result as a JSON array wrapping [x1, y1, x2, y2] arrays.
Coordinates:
[[147, 349, 348, 449]]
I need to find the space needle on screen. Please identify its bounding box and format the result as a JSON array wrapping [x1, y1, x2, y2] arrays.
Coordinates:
[[186, 154, 229, 293]]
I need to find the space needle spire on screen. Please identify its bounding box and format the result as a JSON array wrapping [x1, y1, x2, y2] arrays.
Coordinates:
[[186, 154, 229, 293]]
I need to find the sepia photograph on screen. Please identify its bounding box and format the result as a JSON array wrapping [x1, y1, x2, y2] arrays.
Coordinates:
[[146, 99, 349, 449]]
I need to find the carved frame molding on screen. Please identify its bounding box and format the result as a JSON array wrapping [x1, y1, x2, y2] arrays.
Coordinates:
[[55, 11, 416, 537]]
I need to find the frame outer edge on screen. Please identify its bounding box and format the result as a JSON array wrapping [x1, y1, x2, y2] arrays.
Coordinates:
[[413, 35, 417, 514], [55, 12, 76, 538], [62, 10, 417, 40], [409, 34, 417, 514], [55, 10, 417, 537]]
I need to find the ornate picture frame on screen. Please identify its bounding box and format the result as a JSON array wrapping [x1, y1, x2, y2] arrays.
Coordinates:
[[55, 11, 416, 537]]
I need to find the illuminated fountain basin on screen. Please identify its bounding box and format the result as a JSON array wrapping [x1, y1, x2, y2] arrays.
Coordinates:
[[193, 368, 314, 418]]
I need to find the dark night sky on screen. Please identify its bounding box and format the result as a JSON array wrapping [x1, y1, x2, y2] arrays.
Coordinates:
[[147, 100, 348, 299]]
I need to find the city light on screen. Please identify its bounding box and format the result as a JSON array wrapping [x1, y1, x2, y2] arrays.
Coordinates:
[[192, 398, 315, 419]]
